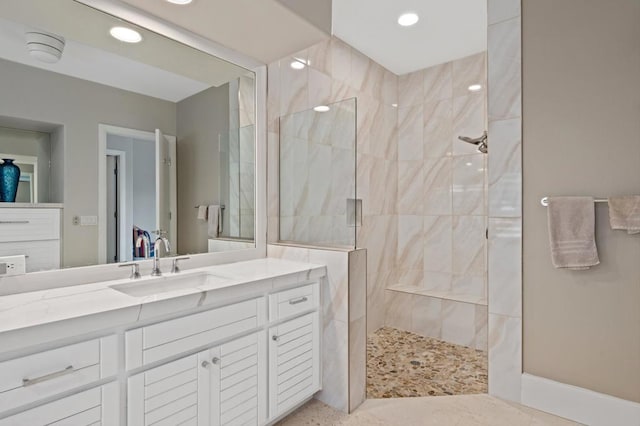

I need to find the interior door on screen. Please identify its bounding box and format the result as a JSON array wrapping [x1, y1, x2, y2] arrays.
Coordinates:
[[155, 129, 176, 249], [106, 155, 118, 263]]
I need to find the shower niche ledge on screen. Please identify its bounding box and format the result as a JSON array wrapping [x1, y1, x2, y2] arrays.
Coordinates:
[[387, 283, 487, 306]]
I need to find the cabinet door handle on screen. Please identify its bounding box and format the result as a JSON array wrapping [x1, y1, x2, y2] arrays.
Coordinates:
[[211, 357, 220, 365], [201, 361, 210, 368], [23, 365, 74, 387], [272, 335, 279, 342], [289, 296, 308, 305], [0, 220, 30, 224]]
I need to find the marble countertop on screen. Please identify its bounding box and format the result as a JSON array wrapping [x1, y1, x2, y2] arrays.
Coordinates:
[[0, 258, 326, 352]]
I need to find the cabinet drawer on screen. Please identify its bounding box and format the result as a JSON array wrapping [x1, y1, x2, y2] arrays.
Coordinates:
[[0, 336, 117, 413], [126, 298, 264, 369], [0, 208, 60, 242], [0, 382, 119, 426], [269, 283, 318, 322], [0, 240, 60, 272]]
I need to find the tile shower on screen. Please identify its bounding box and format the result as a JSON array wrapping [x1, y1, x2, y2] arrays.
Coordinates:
[[267, 37, 488, 403]]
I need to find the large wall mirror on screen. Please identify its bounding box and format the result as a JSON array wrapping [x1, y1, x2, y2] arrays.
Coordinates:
[[0, 0, 256, 272]]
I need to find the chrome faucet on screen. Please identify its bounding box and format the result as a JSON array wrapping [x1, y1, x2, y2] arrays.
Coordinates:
[[151, 235, 171, 276], [135, 234, 150, 258]]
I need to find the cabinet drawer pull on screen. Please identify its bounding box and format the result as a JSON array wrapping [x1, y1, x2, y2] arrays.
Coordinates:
[[22, 365, 74, 386], [0, 220, 30, 224], [289, 296, 308, 305]]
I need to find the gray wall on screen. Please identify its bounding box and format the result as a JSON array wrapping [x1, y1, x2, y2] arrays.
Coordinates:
[[0, 127, 51, 203], [177, 85, 229, 254], [522, 0, 640, 402], [0, 58, 176, 267]]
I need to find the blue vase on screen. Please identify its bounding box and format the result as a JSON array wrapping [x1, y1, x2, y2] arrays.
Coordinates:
[[0, 159, 21, 203]]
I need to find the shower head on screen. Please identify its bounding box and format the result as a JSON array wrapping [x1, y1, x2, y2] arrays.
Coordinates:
[[458, 131, 488, 154]]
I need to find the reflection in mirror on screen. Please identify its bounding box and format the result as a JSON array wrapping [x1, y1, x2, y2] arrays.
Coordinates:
[[0, 0, 256, 272]]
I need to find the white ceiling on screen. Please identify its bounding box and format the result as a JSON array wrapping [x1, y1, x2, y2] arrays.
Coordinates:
[[117, 0, 331, 65], [333, 0, 487, 75], [0, 0, 252, 102]]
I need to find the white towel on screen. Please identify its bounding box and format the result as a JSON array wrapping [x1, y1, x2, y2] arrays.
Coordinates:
[[207, 205, 222, 238], [197, 205, 208, 221], [608, 196, 640, 234], [547, 196, 600, 270]]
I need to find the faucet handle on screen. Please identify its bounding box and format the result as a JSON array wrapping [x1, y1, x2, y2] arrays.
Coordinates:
[[119, 262, 141, 280], [171, 257, 190, 274]]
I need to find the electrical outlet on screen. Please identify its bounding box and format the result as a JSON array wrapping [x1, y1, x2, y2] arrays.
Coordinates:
[[0, 255, 26, 276]]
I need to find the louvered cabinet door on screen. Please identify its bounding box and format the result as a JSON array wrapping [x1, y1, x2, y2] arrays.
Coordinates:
[[268, 312, 321, 420], [128, 352, 210, 426], [207, 332, 267, 426]]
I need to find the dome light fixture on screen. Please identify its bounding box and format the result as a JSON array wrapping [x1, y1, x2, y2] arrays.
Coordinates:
[[110, 26, 142, 43], [468, 84, 483, 92], [166, 0, 193, 4], [398, 12, 419, 27], [313, 105, 330, 113]]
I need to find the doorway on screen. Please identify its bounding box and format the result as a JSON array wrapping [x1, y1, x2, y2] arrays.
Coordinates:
[[98, 124, 176, 264], [106, 151, 126, 263]]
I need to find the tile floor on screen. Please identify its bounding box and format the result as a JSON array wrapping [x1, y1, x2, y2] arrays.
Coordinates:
[[277, 395, 581, 426], [367, 327, 487, 398]]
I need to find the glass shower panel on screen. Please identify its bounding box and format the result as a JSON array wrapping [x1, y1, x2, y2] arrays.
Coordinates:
[[279, 98, 357, 248], [219, 124, 255, 240]]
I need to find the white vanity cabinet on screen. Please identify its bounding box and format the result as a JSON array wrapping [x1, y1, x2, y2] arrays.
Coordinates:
[[0, 336, 117, 414], [0, 207, 61, 273], [127, 331, 267, 426], [0, 383, 119, 426], [268, 312, 321, 419], [0, 269, 324, 426]]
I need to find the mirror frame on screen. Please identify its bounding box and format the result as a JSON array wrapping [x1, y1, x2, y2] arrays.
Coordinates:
[[0, 0, 266, 294], [80, 0, 267, 261]]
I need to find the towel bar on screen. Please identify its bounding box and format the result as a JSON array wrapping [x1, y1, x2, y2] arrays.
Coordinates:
[[194, 204, 225, 209], [540, 197, 607, 207]]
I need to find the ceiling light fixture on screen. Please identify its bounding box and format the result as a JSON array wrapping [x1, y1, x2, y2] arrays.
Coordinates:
[[290, 59, 306, 70], [398, 12, 419, 27], [166, 0, 193, 4], [468, 84, 483, 92], [314, 105, 330, 113], [110, 27, 142, 43]]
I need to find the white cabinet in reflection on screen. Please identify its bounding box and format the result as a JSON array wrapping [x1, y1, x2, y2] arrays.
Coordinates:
[[0, 206, 61, 273]]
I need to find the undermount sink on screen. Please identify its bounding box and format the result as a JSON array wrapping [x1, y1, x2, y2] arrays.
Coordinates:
[[109, 272, 230, 297]]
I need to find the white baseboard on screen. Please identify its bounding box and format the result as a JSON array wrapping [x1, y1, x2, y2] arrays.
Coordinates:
[[521, 373, 640, 426]]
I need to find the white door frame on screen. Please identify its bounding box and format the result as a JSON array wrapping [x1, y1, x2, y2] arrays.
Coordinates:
[[106, 149, 127, 262], [98, 124, 168, 264]]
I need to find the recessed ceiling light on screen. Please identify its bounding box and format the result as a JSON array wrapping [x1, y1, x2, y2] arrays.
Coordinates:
[[166, 0, 193, 4], [391, 103, 398, 108], [109, 27, 142, 43], [314, 105, 330, 113], [468, 84, 483, 92], [290, 59, 306, 70], [465, 162, 473, 166], [398, 12, 419, 27]]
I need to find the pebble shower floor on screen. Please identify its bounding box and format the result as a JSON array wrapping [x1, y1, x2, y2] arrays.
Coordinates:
[[366, 327, 487, 398]]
